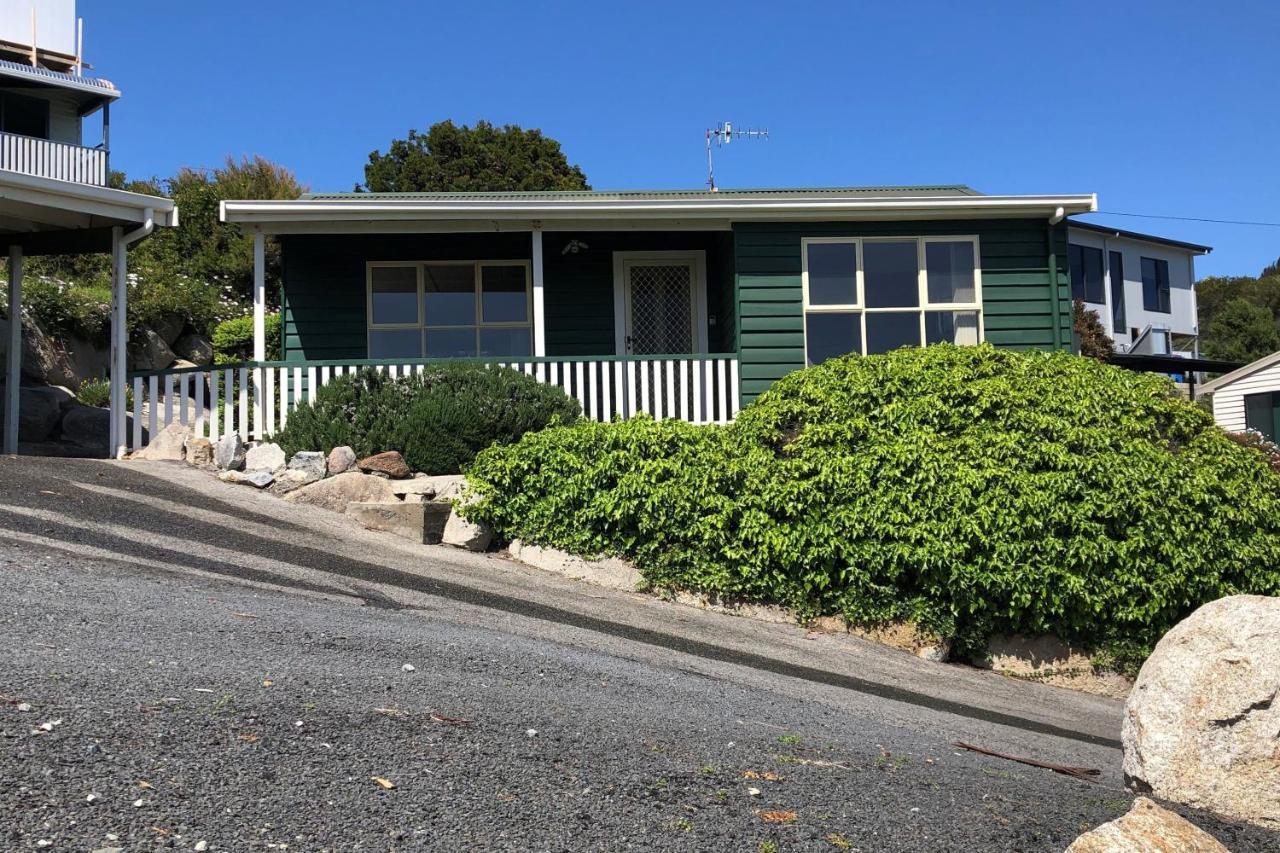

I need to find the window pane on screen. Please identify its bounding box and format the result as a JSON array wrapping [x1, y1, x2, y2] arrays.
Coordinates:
[[1109, 251, 1126, 330], [370, 266, 418, 325], [369, 328, 422, 359], [863, 241, 919, 308], [425, 327, 477, 358], [806, 242, 857, 305], [1070, 245, 1106, 303], [482, 265, 528, 323], [805, 312, 861, 365], [1142, 257, 1170, 313], [424, 264, 476, 325], [866, 311, 921, 354], [925, 241, 976, 304], [925, 311, 980, 346], [479, 327, 532, 357]]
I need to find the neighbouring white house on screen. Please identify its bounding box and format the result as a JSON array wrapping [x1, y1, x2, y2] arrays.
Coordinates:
[[0, 0, 176, 456], [1067, 221, 1211, 358], [1199, 351, 1280, 440]]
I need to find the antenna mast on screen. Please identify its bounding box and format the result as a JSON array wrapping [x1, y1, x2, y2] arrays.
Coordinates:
[[705, 122, 768, 191]]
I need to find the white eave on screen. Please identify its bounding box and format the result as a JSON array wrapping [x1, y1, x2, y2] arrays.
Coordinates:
[[1199, 351, 1280, 395], [221, 192, 1098, 233], [0, 169, 176, 228]]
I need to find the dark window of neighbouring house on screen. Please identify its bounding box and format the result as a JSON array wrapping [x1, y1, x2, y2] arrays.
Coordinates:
[[0, 92, 50, 139], [1141, 257, 1171, 313], [1069, 244, 1105, 304], [1109, 251, 1126, 330], [1245, 392, 1280, 442]]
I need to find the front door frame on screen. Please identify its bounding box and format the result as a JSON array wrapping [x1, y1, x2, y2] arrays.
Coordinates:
[[611, 250, 709, 355]]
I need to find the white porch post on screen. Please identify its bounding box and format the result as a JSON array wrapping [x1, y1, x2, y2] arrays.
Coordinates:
[[4, 245, 22, 454], [531, 225, 546, 357], [109, 225, 128, 458], [252, 230, 266, 361]]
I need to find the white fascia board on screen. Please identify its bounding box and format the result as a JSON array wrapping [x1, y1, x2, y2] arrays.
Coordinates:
[[221, 193, 1098, 226], [0, 170, 177, 226], [1199, 351, 1280, 394]]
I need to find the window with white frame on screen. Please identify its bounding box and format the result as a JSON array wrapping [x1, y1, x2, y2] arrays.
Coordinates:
[[801, 236, 982, 365], [368, 261, 533, 358]]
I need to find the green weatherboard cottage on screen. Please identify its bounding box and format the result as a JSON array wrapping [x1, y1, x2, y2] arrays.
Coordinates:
[[200, 186, 1095, 441]]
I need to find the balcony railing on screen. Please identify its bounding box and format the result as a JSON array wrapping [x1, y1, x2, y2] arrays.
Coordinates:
[[122, 354, 742, 453], [0, 131, 107, 186]]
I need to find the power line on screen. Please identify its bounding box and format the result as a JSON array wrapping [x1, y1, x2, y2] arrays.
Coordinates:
[[1093, 210, 1280, 228]]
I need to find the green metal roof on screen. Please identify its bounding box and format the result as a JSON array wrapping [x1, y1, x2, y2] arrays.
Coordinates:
[[300, 185, 984, 201]]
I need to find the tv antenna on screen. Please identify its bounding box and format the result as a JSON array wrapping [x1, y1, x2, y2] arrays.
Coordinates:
[[705, 122, 768, 191]]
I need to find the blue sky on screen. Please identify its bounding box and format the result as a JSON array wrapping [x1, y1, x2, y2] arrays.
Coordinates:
[[89, 1, 1278, 277]]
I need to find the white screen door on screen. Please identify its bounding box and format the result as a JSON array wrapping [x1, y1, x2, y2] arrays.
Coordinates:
[[622, 259, 697, 354]]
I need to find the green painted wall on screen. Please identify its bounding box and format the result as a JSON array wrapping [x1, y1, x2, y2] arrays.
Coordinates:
[[280, 231, 735, 361], [733, 219, 1072, 402]]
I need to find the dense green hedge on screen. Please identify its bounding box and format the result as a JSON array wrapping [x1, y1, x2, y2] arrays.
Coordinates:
[[462, 345, 1280, 669], [212, 313, 281, 364], [274, 364, 581, 475]]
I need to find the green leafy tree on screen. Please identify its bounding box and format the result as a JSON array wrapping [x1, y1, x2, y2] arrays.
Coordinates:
[[1202, 298, 1280, 362], [1197, 274, 1280, 362], [134, 155, 305, 307], [361, 120, 589, 193]]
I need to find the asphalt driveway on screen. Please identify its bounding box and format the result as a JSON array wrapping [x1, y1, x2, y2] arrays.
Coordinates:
[[1, 456, 1275, 851]]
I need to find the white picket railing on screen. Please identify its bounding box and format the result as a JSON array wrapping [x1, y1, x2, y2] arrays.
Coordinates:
[[0, 131, 108, 186], [125, 355, 741, 453]]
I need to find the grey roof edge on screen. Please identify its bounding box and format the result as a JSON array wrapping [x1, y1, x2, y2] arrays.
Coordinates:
[[299, 185, 983, 201], [1199, 350, 1280, 394], [1068, 218, 1212, 254]]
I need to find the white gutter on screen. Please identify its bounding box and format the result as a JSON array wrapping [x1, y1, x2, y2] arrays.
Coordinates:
[[222, 193, 1098, 224]]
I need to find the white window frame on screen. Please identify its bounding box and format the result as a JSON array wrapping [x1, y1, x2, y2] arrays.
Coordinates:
[[801, 235, 984, 361], [366, 259, 533, 358]]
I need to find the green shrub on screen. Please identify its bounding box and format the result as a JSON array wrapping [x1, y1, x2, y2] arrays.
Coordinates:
[[274, 363, 581, 474], [463, 344, 1280, 669], [212, 313, 282, 364], [1, 275, 111, 341], [76, 377, 111, 407]]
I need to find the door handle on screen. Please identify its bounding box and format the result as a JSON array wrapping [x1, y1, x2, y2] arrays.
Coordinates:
[[625, 334, 634, 353]]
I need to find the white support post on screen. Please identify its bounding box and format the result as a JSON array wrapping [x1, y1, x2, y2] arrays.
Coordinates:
[[252, 230, 266, 436], [531, 225, 546, 357], [109, 226, 128, 457], [252, 230, 266, 361], [4, 245, 22, 455]]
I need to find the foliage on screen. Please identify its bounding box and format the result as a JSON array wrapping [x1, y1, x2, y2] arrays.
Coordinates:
[[361, 120, 590, 193], [463, 344, 1280, 670], [1073, 299, 1114, 360], [75, 377, 132, 410], [133, 156, 304, 308], [1197, 274, 1280, 363], [1201, 299, 1280, 363], [274, 364, 581, 475], [2, 275, 111, 341], [1224, 429, 1280, 473], [17, 155, 302, 347], [211, 313, 282, 364]]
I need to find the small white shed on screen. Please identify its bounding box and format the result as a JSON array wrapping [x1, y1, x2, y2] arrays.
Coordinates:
[[1200, 351, 1280, 440]]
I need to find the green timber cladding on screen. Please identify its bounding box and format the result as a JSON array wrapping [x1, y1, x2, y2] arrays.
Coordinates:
[[279, 231, 736, 361], [278, 219, 1071, 402], [733, 219, 1073, 402]]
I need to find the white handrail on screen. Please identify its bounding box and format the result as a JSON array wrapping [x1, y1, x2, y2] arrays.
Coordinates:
[[0, 131, 108, 185], [124, 355, 742, 452]]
